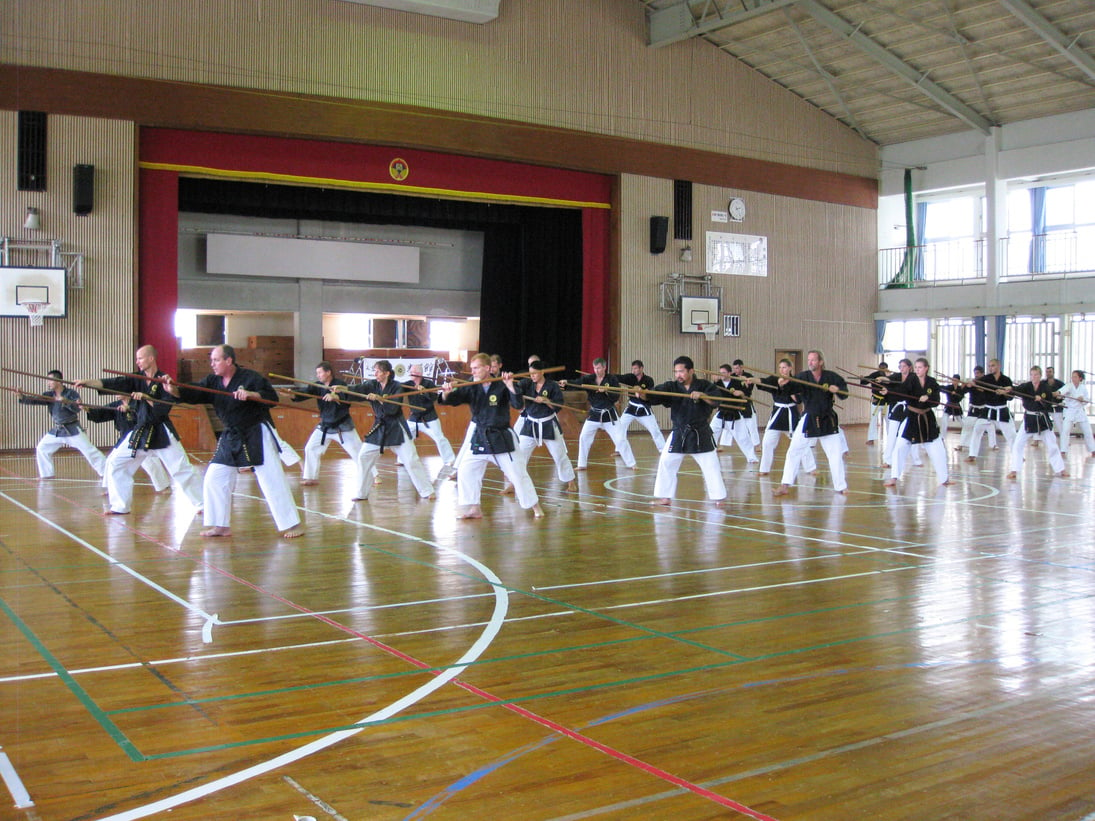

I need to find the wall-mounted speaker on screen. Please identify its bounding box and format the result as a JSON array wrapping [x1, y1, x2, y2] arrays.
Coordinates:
[[17, 111, 48, 192], [649, 215, 669, 254], [73, 164, 95, 215]]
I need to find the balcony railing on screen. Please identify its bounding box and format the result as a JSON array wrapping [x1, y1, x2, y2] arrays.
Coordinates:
[[880, 229, 1095, 288], [878, 239, 985, 288], [1002, 228, 1095, 280]]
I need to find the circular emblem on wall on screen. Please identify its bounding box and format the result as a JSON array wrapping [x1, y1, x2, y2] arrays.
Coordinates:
[[389, 158, 409, 181]]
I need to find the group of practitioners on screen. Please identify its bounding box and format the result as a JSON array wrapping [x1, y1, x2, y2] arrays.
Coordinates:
[[18, 343, 1093, 533], [863, 357, 1091, 489]]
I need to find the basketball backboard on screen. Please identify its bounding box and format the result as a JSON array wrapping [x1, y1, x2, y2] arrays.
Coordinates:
[[0, 267, 67, 318]]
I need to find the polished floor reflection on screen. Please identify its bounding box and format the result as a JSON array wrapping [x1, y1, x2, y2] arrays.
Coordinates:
[[1, 428, 1094, 820]]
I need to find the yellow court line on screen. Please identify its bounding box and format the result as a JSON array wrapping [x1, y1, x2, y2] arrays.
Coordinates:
[[139, 162, 612, 209]]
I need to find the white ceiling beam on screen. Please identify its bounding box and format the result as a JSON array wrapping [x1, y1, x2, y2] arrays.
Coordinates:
[[997, 0, 1095, 84], [336, 0, 501, 24], [796, 0, 994, 135], [648, 0, 798, 48]]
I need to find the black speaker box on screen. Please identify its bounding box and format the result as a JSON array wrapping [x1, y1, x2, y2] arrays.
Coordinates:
[[73, 164, 95, 215], [649, 215, 669, 254]]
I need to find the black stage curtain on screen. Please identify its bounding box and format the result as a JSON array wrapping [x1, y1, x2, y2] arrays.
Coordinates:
[[179, 178, 583, 372]]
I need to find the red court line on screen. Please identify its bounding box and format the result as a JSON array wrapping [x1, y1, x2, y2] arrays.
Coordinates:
[[1, 463, 779, 819]]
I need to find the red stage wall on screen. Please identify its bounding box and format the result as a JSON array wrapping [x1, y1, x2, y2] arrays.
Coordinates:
[[138, 128, 612, 369]]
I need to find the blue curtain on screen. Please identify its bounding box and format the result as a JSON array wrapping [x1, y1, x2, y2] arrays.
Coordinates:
[[875, 319, 886, 354], [974, 316, 986, 369], [913, 201, 928, 281], [1029, 187, 1046, 273], [995, 316, 1007, 369]]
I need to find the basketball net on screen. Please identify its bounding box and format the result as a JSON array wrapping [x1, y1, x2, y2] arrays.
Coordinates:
[[23, 302, 47, 328], [696, 323, 718, 342]]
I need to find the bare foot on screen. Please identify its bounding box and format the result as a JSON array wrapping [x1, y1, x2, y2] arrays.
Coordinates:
[[459, 506, 483, 520], [1057, 470, 1070, 477], [865, 439, 874, 445], [772, 484, 791, 496], [714, 499, 725, 507], [281, 526, 305, 539], [351, 496, 369, 502], [201, 527, 231, 538], [532, 504, 545, 518], [758, 472, 769, 477], [651, 498, 671, 506], [105, 509, 129, 515], [965, 456, 976, 463], [883, 479, 896, 487], [564, 480, 576, 492], [373, 475, 382, 485], [425, 493, 437, 501], [576, 466, 587, 471], [1006, 471, 1017, 479], [880, 462, 891, 469], [502, 482, 515, 495], [301, 479, 318, 486], [941, 480, 954, 486]]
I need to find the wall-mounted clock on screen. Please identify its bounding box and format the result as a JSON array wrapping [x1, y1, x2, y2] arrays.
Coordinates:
[[728, 197, 746, 221]]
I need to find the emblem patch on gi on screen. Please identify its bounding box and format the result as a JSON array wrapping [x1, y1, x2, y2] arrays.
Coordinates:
[[489, 394, 498, 405], [389, 158, 409, 181]]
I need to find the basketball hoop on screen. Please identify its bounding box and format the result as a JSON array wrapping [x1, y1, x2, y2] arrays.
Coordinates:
[[696, 323, 718, 342], [22, 301, 48, 328]]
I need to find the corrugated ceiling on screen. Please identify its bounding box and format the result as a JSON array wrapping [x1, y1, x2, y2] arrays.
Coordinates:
[[636, 0, 1095, 145]]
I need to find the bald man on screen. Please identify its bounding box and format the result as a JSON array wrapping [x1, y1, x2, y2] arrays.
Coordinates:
[[76, 345, 203, 515]]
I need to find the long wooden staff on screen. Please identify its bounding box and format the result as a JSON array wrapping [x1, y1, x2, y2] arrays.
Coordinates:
[[106, 368, 314, 413], [1, 384, 115, 411], [270, 372, 420, 411], [268, 373, 364, 402], [2, 366, 176, 406], [837, 366, 952, 407], [746, 363, 868, 402], [390, 366, 564, 399], [517, 390, 581, 415], [632, 385, 746, 406], [332, 372, 448, 401]]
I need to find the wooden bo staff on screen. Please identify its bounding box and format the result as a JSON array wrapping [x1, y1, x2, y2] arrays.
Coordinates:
[[270, 372, 418, 410], [634, 386, 746, 405], [333, 372, 448, 401], [2, 366, 175, 406], [269, 373, 361, 402], [447, 365, 567, 389], [746, 363, 868, 402], [858, 363, 892, 373], [0, 384, 116, 411], [108, 369, 313, 413], [385, 367, 563, 399], [518, 393, 580, 415]]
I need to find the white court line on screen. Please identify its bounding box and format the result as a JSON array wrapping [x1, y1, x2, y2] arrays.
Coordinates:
[[0, 747, 34, 808], [97, 518, 510, 821], [0, 490, 221, 643]]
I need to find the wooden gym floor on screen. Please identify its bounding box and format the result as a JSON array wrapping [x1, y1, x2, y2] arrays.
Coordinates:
[[1, 426, 1094, 820]]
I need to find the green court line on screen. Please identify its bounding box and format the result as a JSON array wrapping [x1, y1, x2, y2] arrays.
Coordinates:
[[115, 586, 1095, 761], [106, 593, 922, 716], [0, 593, 144, 762]]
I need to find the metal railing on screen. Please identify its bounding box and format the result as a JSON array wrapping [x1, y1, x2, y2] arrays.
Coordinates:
[[1001, 228, 1095, 280], [880, 230, 1095, 287], [878, 239, 985, 288]]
